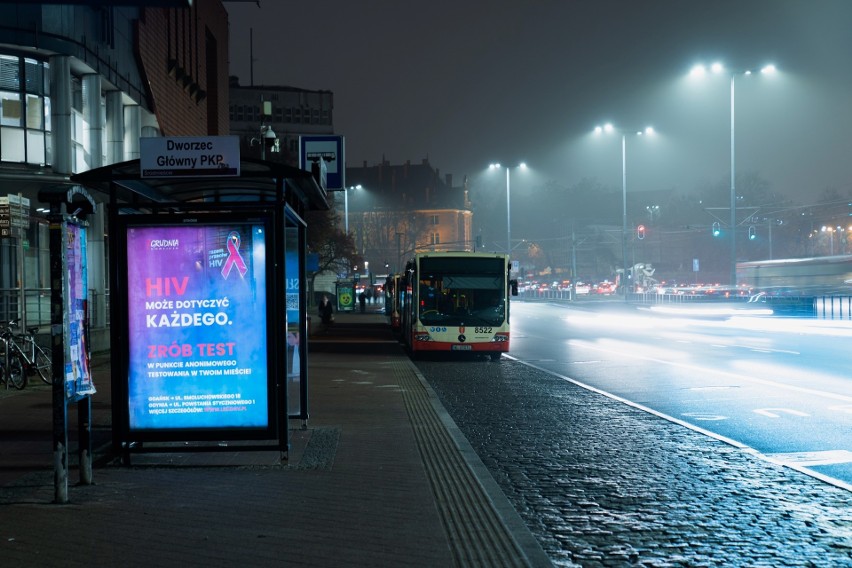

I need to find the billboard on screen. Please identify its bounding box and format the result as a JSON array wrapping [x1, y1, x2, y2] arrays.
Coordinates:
[[123, 216, 272, 434]]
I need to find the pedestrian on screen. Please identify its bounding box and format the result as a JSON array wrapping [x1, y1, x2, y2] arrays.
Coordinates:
[[318, 295, 334, 333], [359, 291, 366, 313]]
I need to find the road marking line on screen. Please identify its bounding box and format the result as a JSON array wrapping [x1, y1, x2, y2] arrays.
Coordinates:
[[767, 450, 852, 466], [681, 412, 728, 421], [754, 408, 809, 418]]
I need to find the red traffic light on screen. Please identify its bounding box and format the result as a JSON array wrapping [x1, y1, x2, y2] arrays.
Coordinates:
[[637, 225, 646, 240]]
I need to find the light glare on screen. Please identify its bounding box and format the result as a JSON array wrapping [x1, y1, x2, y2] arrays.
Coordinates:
[[689, 64, 706, 78]]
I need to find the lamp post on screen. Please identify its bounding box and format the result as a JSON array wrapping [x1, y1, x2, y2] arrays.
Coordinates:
[[689, 62, 776, 288], [343, 184, 361, 234], [821, 225, 840, 256], [594, 123, 655, 294], [489, 162, 527, 258], [250, 100, 279, 160]]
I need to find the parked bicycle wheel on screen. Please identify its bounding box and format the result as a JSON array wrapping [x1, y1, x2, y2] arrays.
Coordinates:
[[34, 344, 52, 384], [4, 354, 25, 390]]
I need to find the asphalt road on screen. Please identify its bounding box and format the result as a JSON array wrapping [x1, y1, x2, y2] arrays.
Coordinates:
[[508, 300, 852, 489], [414, 300, 852, 566]]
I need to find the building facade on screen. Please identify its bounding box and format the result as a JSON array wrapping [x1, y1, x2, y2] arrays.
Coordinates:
[[0, 1, 229, 346], [228, 79, 334, 166], [345, 158, 472, 275]]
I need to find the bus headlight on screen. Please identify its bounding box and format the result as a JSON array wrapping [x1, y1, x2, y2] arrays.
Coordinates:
[[491, 332, 509, 343]]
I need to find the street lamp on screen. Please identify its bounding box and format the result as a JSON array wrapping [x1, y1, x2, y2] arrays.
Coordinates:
[[821, 225, 843, 256], [343, 184, 362, 233], [488, 162, 527, 257], [593, 123, 655, 294], [689, 62, 777, 287]]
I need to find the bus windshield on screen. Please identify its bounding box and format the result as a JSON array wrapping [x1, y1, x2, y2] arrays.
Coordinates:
[[419, 273, 505, 326]]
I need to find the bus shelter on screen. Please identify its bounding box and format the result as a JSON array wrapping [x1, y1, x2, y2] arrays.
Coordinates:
[[71, 156, 328, 462]]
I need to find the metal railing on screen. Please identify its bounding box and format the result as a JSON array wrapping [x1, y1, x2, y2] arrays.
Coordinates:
[[815, 296, 852, 320], [0, 287, 110, 331]]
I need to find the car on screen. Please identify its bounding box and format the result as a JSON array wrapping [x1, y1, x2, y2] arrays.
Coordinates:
[[574, 282, 591, 295], [595, 281, 615, 295]]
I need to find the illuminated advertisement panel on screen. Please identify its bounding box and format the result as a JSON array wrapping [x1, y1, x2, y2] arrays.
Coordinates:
[[125, 218, 270, 432]]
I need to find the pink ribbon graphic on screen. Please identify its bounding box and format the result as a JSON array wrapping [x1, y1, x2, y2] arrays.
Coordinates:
[[221, 231, 248, 279]]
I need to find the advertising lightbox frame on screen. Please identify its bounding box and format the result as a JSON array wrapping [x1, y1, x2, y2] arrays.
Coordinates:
[[114, 211, 281, 446]]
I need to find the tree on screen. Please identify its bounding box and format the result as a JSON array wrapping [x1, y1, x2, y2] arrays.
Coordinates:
[[305, 206, 362, 305], [354, 209, 426, 271]]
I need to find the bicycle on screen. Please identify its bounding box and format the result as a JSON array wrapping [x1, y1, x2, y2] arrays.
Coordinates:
[[1, 320, 52, 386], [0, 333, 25, 390]]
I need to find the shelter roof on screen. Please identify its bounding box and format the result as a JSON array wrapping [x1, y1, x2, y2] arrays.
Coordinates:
[[70, 158, 329, 212]]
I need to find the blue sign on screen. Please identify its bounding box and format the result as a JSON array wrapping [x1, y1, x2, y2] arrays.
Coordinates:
[[299, 135, 345, 190]]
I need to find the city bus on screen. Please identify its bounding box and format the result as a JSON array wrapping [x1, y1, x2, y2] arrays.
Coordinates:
[[384, 273, 402, 332], [400, 251, 517, 359], [737, 255, 852, 295]]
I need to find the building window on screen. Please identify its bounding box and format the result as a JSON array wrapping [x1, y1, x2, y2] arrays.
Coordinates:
[[0, 55, 49, 165], [431, 233, 440, 245], [0, 91, 22, 127], [24, 58, 44, 96], [0, 55, 20, 90], [430, 214, 439, 225]]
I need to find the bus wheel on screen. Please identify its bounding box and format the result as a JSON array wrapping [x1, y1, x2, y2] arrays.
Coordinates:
[[489, 353, 502, 361]]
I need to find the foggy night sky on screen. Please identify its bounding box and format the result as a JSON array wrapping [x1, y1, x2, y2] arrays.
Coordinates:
[[225, 0, 852, 205]]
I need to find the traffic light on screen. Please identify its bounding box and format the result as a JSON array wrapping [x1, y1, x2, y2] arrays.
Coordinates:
[[712, 222, 721, 237], [748, 225, 756, 240], [637, 225, 646, 240]]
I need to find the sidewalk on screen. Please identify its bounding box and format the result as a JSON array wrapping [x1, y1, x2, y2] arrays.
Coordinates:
[[0, 308, 551, 567]]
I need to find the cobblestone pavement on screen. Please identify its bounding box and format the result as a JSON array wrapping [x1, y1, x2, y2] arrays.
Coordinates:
[[416, 357, 852, 567]]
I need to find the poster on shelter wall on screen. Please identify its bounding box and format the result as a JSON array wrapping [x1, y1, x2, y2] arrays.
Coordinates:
[[125, 222, 269, 431], [284, 227, 301, 415], [66, 223, 94, 398]]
